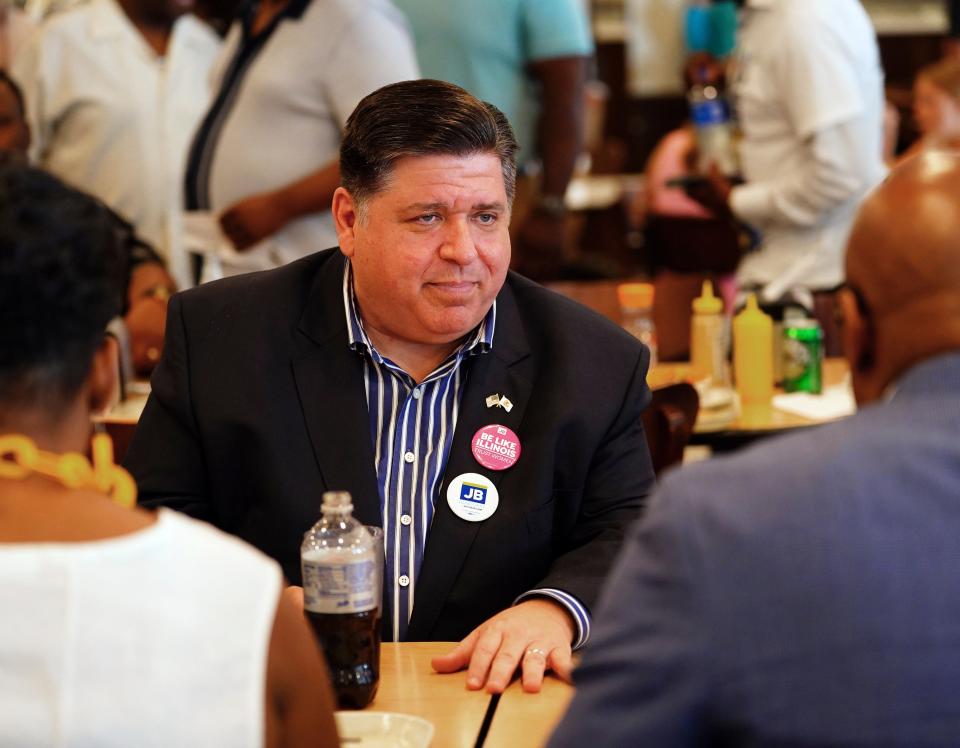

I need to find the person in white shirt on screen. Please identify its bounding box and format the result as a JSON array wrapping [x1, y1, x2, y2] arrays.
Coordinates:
[[687, 0, 886, 351], [0, 162, 339, 747], [12, 0, 221, 288], [183, 0, 419, 278]]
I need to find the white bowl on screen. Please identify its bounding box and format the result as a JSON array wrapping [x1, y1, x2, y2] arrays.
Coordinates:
[[334, 711, 434, 748]]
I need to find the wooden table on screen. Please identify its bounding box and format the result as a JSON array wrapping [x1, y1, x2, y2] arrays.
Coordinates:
[[373, 643, 572, 747], [564, 173, 643, 212], [484, 665, 574, 747], [649, 358, 853, 449], [94, 389, 149, 462]]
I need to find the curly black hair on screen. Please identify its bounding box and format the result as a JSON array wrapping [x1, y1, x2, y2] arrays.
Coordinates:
[[0, 162, 126, 408]]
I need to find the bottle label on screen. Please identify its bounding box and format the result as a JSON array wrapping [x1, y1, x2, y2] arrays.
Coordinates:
[[302, 555, 378, 614], [690, 98, 729, 127]]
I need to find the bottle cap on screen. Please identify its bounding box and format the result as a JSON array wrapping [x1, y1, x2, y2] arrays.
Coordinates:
[[692, 279, 723, 314], [617, 282, 654, 310], [321, 490, 353, 514]]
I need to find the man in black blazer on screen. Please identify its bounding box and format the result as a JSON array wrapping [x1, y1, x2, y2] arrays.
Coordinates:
[[126, 79, 655, 694]]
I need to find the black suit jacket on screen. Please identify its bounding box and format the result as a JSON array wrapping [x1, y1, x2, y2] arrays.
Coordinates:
[[125, 249, 655, 641]]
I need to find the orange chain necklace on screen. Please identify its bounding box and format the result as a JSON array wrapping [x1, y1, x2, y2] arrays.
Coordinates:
[[0, 432, 137, 508]]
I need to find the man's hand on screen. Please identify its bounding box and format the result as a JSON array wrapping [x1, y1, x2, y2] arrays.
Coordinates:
[[283, 585, 305, 611], [685, 164, 734, 217], [219, 191, 291, 251], [431, 598, 575, 694]]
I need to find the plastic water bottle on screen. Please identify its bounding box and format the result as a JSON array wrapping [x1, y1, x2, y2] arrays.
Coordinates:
[[301, 491, 382, 709], [688, 79, 738, 176], [618, 282, 658, 368]]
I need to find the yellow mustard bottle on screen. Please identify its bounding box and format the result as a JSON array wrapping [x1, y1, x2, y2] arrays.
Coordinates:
[[733, 293, 773, 405], [690, 279, 725, 384]]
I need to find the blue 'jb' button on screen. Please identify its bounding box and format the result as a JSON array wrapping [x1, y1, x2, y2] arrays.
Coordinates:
[[461, 482, 487, 504]]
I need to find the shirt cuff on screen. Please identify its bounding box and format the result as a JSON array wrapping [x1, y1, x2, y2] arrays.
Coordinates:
[[729, 181, 774, 227], [514, 588, 591, 650]]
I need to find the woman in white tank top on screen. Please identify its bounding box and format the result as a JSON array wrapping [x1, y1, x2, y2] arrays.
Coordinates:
[[0, 163, 338, 747]]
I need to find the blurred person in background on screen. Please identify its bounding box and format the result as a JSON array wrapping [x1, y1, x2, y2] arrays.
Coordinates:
[[12, 0, 222, 288], [0, 69, 175, 375], [0, 162, 337, 747], [394, 0, 592, 281], [629, 58, 742, 359], [182, 0, 418, 279], [551, 151, 960, 748], [686, 0, 886, 355], [898, 58, 960, 164]]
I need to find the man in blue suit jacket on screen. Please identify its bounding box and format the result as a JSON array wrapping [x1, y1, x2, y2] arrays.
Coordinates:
[[550, 153, 960, 746]]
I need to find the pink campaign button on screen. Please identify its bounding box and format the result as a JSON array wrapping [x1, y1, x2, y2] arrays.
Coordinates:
[[471, 424, 522, 471]]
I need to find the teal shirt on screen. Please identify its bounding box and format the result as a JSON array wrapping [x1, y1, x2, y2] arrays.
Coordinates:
[[394, 0, 593, 163]]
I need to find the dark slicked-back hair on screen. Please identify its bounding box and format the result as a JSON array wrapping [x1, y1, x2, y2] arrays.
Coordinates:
[[340, 79, 519, 211], [0, 162, 126, 408]]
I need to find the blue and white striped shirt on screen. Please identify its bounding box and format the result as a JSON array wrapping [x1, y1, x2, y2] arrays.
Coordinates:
[[342, 261, 590, 647]]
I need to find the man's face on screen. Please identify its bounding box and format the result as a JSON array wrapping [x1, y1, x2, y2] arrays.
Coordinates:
[[335, 152, 511, 347], [0, 84, 29, 156], [913, 76, 960, 140]]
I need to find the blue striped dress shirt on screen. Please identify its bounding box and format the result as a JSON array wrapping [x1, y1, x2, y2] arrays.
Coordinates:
[[342, 260, 590, 647]]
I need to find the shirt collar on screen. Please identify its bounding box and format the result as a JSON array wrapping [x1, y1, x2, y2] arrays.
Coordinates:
[[240, 0, 310, 36], [283, 0, 311, 19], [87, 0, 138, 42], [341, 258, 495, 368], [884, 351, 960, 404], [87, 0, 199, 48]]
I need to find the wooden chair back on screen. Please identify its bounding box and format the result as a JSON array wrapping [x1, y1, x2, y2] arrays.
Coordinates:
[[642, 382, 700, 475]]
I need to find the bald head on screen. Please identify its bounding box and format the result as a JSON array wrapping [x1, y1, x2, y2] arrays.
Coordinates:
[[843, 151, 960, 401], [848, 153, 960, 310]]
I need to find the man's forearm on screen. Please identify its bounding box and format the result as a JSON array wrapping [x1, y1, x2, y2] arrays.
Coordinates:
[[219, 161, 343, 250], [274, 161, 341, 220], [531, 56, 589, 198]]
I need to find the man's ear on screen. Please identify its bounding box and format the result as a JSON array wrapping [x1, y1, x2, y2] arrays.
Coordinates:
[[332, 187, 359, 257], [88, 336, 119, 415], [839, 287, 874, 374]]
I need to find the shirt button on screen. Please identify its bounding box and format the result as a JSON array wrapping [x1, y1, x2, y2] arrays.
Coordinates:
[[398, 575, 410, 587], [412, 388, 422, 400], [400, 514, 412, 526], [403, 451, 415, 463]]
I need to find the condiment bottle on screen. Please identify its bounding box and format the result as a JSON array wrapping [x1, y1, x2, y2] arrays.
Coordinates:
[[690, 279, 725, 384], [733, 293, 773, 405]]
